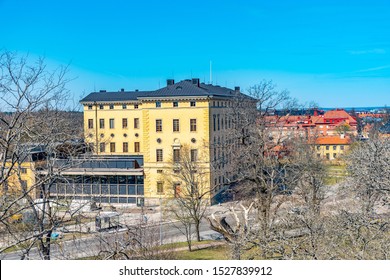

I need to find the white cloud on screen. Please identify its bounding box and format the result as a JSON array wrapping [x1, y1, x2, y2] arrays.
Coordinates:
[[349, 49, 386, 55], [355, 65, 390, 73]]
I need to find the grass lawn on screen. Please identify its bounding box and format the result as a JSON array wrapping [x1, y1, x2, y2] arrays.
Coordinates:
[[325, 164, 347, 185], [78, 240, 229, 260], [174, 244, 229, 260]]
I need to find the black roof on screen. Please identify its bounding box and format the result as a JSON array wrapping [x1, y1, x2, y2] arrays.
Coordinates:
[[80, 90, 149, 103], [80, 80, 245, 103]]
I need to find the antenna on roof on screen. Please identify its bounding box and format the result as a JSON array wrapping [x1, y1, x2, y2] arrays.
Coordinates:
[[209, 60, 212, 84]]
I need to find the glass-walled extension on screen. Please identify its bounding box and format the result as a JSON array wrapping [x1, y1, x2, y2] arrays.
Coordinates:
[[44, 156, 144, 205], [48, 175, 144, 204]]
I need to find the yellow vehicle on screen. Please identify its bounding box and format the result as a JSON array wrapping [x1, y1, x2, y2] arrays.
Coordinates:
[[9, 213, 23, 223]]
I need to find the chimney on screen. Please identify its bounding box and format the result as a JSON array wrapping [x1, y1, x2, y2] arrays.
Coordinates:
[[340, 133, 345, 139], [192, 78, 200, 87], [121, 88, 125, 92], [99, 90, 106, 92], [167, 79, 175, 86], [135, 89, 139, 92], [234, 86, 240, 92]]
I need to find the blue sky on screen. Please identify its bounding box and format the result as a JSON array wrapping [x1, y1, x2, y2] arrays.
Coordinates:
[[1, 0, 389, 108]]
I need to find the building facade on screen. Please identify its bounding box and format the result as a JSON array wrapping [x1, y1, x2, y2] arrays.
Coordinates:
[[314, 135, 351, 161], [80, 79, 243, 205]]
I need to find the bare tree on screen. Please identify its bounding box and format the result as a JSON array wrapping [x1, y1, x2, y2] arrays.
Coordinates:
[[346, 137, 390, 215], [208, 202, 254, 260], [95, 219, 175, 260], [0, 51, 85, 260], [164, 144, 210, 249], [224, 81, 295, 248]]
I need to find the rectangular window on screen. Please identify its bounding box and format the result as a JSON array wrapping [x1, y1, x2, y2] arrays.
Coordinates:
[[134, 118, 139, 129], [173, 149, 180, 163], [134, 104, 139, 109], [122, 118, 128, 129], [190, 119, 197, 132], [326, 153, 330, 160], [122, 104, 127, 109], [333, 153, 337, 159], [134, 142, 140, 153], [21, 168, 27, 174], [156, 101, 161, 108], [191, 149, 198, 162], [109, 118, 114, 129], [190, 101, 196, 107], [174, 183, 181, 198], [88, 119, 94, 129], [333, 145, 337, 150], [100, 143, 105, 153], [173, 119, 180, 132], [340, 145, 344, 150], [110, 142, 115, 153], [99, 105, 104, 109], [157, 182, 164, 194], [317, 153, 321, 158], [156, 149, 163, 162], [213, 115, 216, 131], [156, 119, 162, 132], [99, 119, 105, 129], [157, 169, 163, 174], [109, 104, 114, 109], [217, 114, 220, 130], [326, 145, 329, 150], [317, 145, 320, 150], [173, 101, 178, 107], [88, 105, 92, 110], [123, 142, 128, 153]]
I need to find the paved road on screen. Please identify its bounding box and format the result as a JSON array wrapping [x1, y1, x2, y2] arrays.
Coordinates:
[[0, 219, 222, 260]]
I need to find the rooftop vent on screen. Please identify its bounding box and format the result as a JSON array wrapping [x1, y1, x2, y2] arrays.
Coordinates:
[[99, 90, 106, 92], [135, 89, 139, 92], [121, 88, 125, 92], [192, 78, 200, 87], [167, 79, 175, 86]]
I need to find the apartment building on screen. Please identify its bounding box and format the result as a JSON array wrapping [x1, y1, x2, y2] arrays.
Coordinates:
[[79, 78, 245, 205], [314, 135, 351, 161]]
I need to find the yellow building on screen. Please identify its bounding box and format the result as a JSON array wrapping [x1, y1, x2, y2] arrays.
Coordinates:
[[1, 159, 38, 199], [314, 135, 351, 161], [80, 79, 242, 205]]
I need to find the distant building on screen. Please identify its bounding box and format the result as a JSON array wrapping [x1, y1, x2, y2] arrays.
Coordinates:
[[315, 109, 357, 136], [265, 109, 358, 142], [314, 135, 351, 161]]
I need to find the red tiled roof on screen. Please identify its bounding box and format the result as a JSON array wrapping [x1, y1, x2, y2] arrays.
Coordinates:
[[315, 135, 351, 145], [323, 109, 356, 123]]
